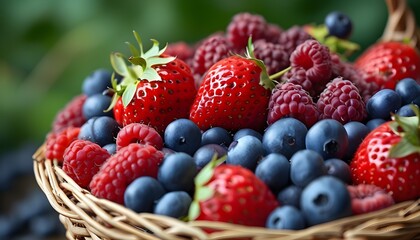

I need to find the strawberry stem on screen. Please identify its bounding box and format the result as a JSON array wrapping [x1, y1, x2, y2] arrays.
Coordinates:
[[269, 66, 291, 80]]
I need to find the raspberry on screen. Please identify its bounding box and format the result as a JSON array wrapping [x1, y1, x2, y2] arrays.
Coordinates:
[[164, 41, 194, 62], [267, 82, 319, 128], [62, 140, 110, 188], [52, 95, 87, 133], [290, 39, 332, 83], [192, 34, 233, 76], [278, 26, 313, 56], [330, 53, 363, 84], [347, 184, 394, 215], [254, 39, 289, 75], [45, 127, 81, 162], [116, 123, 163, 151], [283, 67, 327, 98], [227, 12, 268, 50], [264, 23, 283, 43], [89, 143, 164, 204], [317, 77, 366, 124]]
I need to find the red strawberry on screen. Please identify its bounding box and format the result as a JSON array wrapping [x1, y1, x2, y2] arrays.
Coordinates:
[[45, 127, 80, 162], [189, 158, 278, 227], [62, 139, 110, 188], [109, 31, 197, 134], [350, 105, 420, 202], [189, 40, 277, 132], [354, 41, 420, 101], [89, 143, 164, 204]]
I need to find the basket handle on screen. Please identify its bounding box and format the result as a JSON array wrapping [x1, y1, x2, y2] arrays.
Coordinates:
[[381, 0, 420, 49]]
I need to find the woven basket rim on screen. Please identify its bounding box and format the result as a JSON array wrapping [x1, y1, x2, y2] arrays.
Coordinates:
[[33, 144, 420, 240]]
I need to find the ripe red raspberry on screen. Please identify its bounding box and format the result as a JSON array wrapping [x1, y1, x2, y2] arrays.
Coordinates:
[[52, 95, 87, 133], [192, 34, 233, 76], [62, 140, 110, 188], [89, 143, 164, 204], [268, 82, 319, 127], [278, 26, 313, 56], [283, 67, 327, 98], [226, 12, 268, 50], [317, 77, 366, 124], [116, 123, 163, 151], [264, 23, 283, 43], [330, 53, 363, 84], [45, 127, 81, 163], [164, 41, 194, 62], [253, 39, 289, 75], [290, 39, 332, 83], [347, 184, 394, 215]]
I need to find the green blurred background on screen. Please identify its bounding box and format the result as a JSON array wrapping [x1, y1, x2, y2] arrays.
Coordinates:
[[1, 0, 420, 153]]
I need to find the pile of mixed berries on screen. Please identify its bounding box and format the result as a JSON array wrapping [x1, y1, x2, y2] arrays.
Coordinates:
[[44, 11, 420, 230]]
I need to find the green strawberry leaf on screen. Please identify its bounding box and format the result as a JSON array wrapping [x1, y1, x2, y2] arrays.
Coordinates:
[[144, 39, 160, 58], [389, 137, 420, 158], [188, 201, 200, 221], [110, 52, 128, 76], [195, 186, 214, 201], [125, 41, 140, 57], [195, 154, 225, 186], [148, 56, 176, 67], [133, 31, 144, 55], [142, 68, 161, 81], [128, 56, 147, 68], [122, 82, 138, 107]]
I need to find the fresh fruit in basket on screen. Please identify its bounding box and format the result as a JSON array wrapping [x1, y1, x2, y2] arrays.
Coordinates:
[[41, 8, 420, 235]]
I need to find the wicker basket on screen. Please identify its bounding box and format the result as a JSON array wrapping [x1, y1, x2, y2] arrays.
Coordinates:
[[34, 0, 420, 239]]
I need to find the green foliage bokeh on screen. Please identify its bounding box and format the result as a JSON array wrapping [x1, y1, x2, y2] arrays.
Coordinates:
[[0, 0, 419, 153]]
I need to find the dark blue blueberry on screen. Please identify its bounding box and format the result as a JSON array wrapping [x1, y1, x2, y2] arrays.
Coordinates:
[[300, 176, 352, 226], [255, 153, 290, 193], [290, 149, 326, 187], [82, 69, 112, 97], [164, 119, 202, 155], [0, 215, 20, 239], [193, 144, 228, 170], [277, 185, 303, 208], [305, 119, 348, 159], [29, 212, 63, 237], [397, 104, 416, 117], [201, 127, 232, 147], [13, 189, 52, 225], [263, 118, 307, 159], [343, 121, 369, 161], [154, 191, 192, 219], [325, 11, 353, 39], [266, 206, 306, 230], [103, 143, 117, 155], [78, 116, 119, 147], [367, 89, 402, 120], [82, 93, 113, 120], [365, 118, 386, 131], [226, 135, 264, 171], [324, 158, 351, 184], [124, 176, 166, 213], [158, 152, 197, 193], [233, 128, 263, 141], [161, 147, 176, 156], [395, 78, 420, 105]]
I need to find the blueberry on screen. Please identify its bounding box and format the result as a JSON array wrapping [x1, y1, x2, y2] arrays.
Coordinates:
[[154, 191, 192, 218], [300, 176, 352, 226], [29, 212, 63, 237], [343, 121, 369, 161], [262, 118, 307, 159], [255, 153, 290, 193], [103, 143, 117, 155], [367, 89, 402, 120], [124, 176, 166, 213], [82, 93, 113, 120], [0, 215, 20, 238], [164, 119, 202, 155], [82, 69, 112, 97], [365, 118, 386, 131], [266, 206, 306, 230], [305, 119, 348, 159], [158, 152, 197, 193], [233, 128, 263, 141], [395, 78, 420, 105], [78, 116, 119, 147], [397, 104, 416, 117], [193, 144, 227, 170], [201, 127, 232, 147], [290, 149, 326, 187], [325, 11, 353, 39], [277, 185, 303, 208], [227, 135, 264, 171], [13, 189, 52, 225], [324, 158, 351, 184]]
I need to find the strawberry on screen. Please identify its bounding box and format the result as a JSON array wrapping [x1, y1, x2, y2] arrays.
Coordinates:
[[350, 105, 420, 203], [108, 31, 197, 134], [189, 39, 280, 132], [353, 41, 420, 101], [189, 157, 278, 227]]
